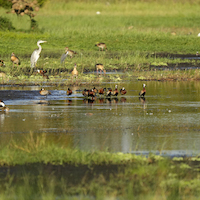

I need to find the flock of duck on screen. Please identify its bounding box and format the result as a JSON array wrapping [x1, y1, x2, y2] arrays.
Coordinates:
[[0, 40, 146, 111], [0, 83, 146, 112]]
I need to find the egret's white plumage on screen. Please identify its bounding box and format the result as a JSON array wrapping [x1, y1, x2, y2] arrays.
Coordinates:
[[30, 40, 47, 68]]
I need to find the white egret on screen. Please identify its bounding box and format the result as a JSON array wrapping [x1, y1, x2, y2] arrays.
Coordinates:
[[30, 40, 47, 68]]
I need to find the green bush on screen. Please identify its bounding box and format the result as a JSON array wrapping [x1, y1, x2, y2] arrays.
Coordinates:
[[0, 17, 15, 31]]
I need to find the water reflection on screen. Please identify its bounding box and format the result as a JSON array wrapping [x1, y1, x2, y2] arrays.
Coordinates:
[[1, 81, 200, 156]]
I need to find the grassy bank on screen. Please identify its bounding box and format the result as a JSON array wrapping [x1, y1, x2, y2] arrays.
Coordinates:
[[1, 0, 200, 82], [0, 132, 200, 199]]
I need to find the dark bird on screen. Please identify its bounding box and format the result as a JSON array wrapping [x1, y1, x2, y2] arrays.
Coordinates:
[[37, 69, 49, 79], [67, 88, 73, 95], [96, 63, 106, 75], [88, 89, 96, 99], [120, 87, 127, 95], [0, 60, 5, 67], [98, 87, 106, 96], [92, 87, 98, 94], [11, 53, 20, 67], [31, 40, 47, 68], [82, 89, 89, 97], [111, 85, 119, 96], [0, 100, 9, 112], [106, 87, 112, 97], [95, 43, 108, 51], [139, 84, 146, 97], [39, 88, 51, 97]]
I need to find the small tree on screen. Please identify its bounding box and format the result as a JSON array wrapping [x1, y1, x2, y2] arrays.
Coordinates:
[[0, 0, 47, 30]]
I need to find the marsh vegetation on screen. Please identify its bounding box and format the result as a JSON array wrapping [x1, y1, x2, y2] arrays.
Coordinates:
[[1, 0, 200, 199]]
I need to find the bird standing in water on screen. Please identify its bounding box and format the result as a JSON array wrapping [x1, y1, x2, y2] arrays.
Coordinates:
[[11, 53, 20, 67], [31, 40, 47, 68], [120, 87, 127, 95], [95, 43, 108, 51], [139, 84, 146, 97], [67, 88, 73, 95], [111, 85, 119, 96], [0, 100, 9, 112], [96, 63, 106, 75], [39, 88, 51, 97]]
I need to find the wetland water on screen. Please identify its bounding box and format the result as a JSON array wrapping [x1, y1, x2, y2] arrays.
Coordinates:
[[1, 81, 200, 157]]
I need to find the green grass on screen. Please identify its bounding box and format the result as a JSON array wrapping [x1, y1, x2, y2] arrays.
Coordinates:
[[0, 132, 200, 199], [1, 0, 200, 81]]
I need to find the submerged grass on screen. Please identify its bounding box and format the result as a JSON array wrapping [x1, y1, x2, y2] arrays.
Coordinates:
[[0, 132, 200, 199]]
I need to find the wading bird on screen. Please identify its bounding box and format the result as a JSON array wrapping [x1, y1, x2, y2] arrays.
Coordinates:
[[120, 87, 127, 95], [31, 40, 47, 68], [60, 50, 69, 64], [39, 88, 51, 97], [96, 63, 106, 75], [0, 100, 9, 112], [98, 87, 106, 96], [139, 84, 146, 97], [67, 88, 73, 95], [111, 85, 118, 96], [11, 53, 20, 67], [95, 43, 107, 51]]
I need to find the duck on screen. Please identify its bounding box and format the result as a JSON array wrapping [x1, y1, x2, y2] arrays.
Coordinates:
[[0, 60, 5, 67], [72, 63, 78, 78], [120, 87, 127, 95], [111, 85, 119, 96], [0, 100, 9, 112], [67, 88, 73, 95], [39, 88, 51, 97], [65, 47, 77, 58], [98, 87, 106, 96], [82, 89, 89, 97], [139, 84, 146, 97], [95, 43, 108, 51], [106, 88, 112, 97], [88, 89, 96, 99], [37, 69, 49, 79], [92, 87, 98, 94], [11, 53, 20, 67], [96, 63, 106, 75]]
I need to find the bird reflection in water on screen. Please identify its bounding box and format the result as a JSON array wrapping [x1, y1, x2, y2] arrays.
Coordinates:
[[139, 97, 147, 109]]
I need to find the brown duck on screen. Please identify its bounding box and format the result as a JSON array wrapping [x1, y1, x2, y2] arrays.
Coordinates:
[[95, 43, 107, 51], [11, 53, 20, 67], [72, 63, 78, 78], [65, 47, 77, 58], [95, 63, 106, 75], [39, 88, 51, 97], [139, 84, 146, 97]]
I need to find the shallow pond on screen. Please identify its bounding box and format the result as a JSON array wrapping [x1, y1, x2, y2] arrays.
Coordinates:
[[1, 81, 200, 157]]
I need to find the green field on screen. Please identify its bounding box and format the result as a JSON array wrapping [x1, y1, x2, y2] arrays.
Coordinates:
[[1, 0, 200, 82]]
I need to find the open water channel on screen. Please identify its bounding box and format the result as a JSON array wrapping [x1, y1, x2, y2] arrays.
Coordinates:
[[1, 81, 200, 157]]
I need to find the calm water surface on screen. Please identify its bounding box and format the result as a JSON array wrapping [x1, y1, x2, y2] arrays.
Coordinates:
[[1, 81, 200, 156]]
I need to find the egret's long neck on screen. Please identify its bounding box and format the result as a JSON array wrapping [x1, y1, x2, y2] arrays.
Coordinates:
[[37, 43, 42, 54]]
